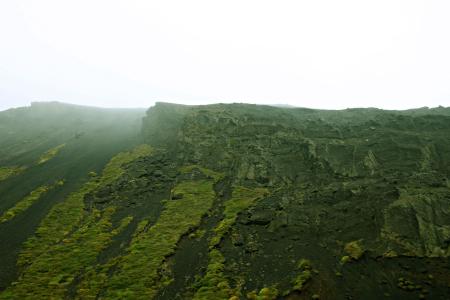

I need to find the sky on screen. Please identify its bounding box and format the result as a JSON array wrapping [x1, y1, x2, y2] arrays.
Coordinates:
[[1, 0, 450, 111]]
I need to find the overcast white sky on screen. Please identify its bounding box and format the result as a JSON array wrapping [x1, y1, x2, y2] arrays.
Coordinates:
[[1, 0, 449, 111]]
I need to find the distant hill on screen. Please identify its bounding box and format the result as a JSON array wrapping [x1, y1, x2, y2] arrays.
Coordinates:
[[0, 102, 449, 299]]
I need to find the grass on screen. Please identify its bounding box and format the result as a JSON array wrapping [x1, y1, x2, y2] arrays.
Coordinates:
[[37, 144, 66, 165], [102, 178, 217, 299], [0, 180, 64, 224], [74, 164, 222, 299], [75, 217, 133, 299], [179, 164, 224, 181], [210, 186, 268, 248], [0, 145, 152, 299], [0, 166, 26, 182], [17, 144, 152, 268], [0, 207, 133, 299], [247, 287, 279, 300], [292, 270, 312, 292], [344, 240, 364, 260], [193, 186, 268, 299], [280, 259, 313, 296], [193, 249, 234, 300]]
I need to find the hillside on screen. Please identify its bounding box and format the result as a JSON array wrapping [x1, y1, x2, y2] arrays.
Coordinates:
[[0, 102, 145, 291], [0, 102, 449, 299]]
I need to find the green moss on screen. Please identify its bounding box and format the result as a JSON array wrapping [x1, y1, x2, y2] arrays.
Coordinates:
[[99, 144, 152, 183], [0, 166, 26, 182], [179, 164, 224, 181], [1, 207, 133, 299], [292, 270, 312, 291], [0, 180, 64, 224], [193, 249, 234, 300], [297, 258, 312, 270], [17, 145, 152, 268], [282, 259, 313, 296], [37, 144, 66, 164], [210, 186, 268, 248], [340, 255, 351, 265], [76, 218, 133, 299], [247, 287, 279, 300], [344, 240, 364, 260], [397, 277, 421, 291], [258, 287, 279, 300], [102, 178, 217, 299], [382, 249, 398, 258], [193, 186, 268, 299], [189, 229, 206, 240], [293, 259, 312, 292], [0, 145, 152, 299]]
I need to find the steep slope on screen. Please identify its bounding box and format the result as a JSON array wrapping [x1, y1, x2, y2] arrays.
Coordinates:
[[143, 103, 450, 299], [0, 102, 145, 289], [1, 102, 450, 299]]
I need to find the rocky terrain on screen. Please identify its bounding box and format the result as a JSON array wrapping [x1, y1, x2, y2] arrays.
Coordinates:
[[0, 102, 449, 299]]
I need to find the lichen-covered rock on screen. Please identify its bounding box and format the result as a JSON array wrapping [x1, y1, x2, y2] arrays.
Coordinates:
[[382, 189, 450, 257]]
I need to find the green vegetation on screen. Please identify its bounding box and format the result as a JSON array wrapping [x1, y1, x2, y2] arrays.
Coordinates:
[[0, 166, 26, 182], [193, 186, 268, 299], [0, 206, 133, 299], [37, 144, 66, 165], [0, 145, 152, 298], [210, 186, 268, 248], [179, 164, 224, 181], [17, 144, 152, 268], [189, 229, 206, 240], [103, 178, 217, 299], [2, 103, 450, 299], [0, 180, 64, 224], [76, 255, 122, 299], [193, 249, 235, 299], [340, 255, 351, 265], [292, 259, 313, 292], [397, 277, 423, 291], [280, 259, 314, 297], [344, 240, 365, 260], [75, 216, 134, 299], [247, 287, 279, 300]]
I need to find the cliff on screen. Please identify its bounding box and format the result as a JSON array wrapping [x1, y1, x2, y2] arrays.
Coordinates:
[[0, 102, 449, 299]]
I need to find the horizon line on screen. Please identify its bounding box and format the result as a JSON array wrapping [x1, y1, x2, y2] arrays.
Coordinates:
[[0, 100, 448, 113]]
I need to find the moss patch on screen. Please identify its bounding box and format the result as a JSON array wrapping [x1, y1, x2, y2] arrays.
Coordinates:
[[0, 207, 133, 299], [344, 240, 365, 260], [247, 286, 279, 300], [193, 249, 234, 299], [102, 178, 217, 299], [0, 180, 64, 224], [37, 144, 66, 165], [0, 166, 26, 182], [0, 145, 152, 299], [179, 164, 224, 181], [292, 259, 313, 292], [75, 216, 134, 299], [17, 144, 152, 268], [280, 259, 313, 297], [193, 186, 268, 299], [210, 186, 268, 248]]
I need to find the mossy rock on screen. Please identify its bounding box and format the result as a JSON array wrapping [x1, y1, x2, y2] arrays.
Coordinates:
[[344, 240, 365, 260]]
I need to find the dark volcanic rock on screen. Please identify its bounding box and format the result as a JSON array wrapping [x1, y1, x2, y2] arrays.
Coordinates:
[[2, 102, 450, 299], [143, 103, 450, 299]]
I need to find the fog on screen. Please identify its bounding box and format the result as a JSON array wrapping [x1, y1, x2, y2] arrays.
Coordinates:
[[1, 0, 450, 111]]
